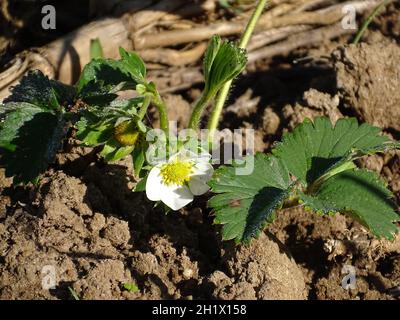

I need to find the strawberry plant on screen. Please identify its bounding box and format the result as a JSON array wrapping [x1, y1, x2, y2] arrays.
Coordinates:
[[209, 117, 400, 242], [0, 0, 399, 243]]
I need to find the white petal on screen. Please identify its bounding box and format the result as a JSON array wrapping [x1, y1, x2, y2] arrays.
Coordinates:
[[145, 166, 163, 201], [191, 162, 214, 182], [188, 178, 210, 196], [197, 152, 212, 163], [160, 185, 194, 211], [186, 149, 211, 163], [182, 149, 199, 160]]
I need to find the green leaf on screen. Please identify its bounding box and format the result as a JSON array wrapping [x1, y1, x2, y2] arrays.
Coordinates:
[[136, 120, 147, 133], [113, 145, 135, 161], [218, 0, 232, 9], [203, 35, 247, 97], [0, 70, 72, 184], [208, 117, 399, 243], [90, 38, 104, 60], [68, 287, 80, 300], [0, 103, 38, 151], [132, 147, 145, 176], [123, 282, 139, 293], [75, 98, 141, 147], [208, 153, 293, 243], [119, 47, 146, 84], [76, 114, 114, 146], [4, 70, 62, 110], [0, 102, 67, 183], [100, 138, 134, 162], [133, 175, 147, 192], [77, 48, 146, 104], [299, 169, 400, 240], [50, 80, 77, 107], [203, 35, 222, 83], [76, 59, 134, 104], [273, 117, 391, 185]]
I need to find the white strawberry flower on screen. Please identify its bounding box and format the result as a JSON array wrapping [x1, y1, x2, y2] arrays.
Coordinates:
[[145, 148, 214, 210]]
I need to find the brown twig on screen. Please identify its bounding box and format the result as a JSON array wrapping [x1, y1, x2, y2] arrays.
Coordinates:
[[125, 0, 187, 31], [133, 0, 380, 49], [0, 0, 382, 100], [140, 25, 314, 67], [247, 25, 312, 51], [148, 67, 204, 94], [139, 42, 208, 66], [1, 0, 24, 28], [248, 22, 355, 62], [148, 22, 360, 93]]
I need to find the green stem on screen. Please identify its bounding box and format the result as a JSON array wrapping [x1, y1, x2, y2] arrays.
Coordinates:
[[207, 0, 268, 142], [151, 92, 169, 133], [137, 95, 152, 120], [353, 0, 391, 44], [307, 161, 356, 195], [188, 92, 212, 130]]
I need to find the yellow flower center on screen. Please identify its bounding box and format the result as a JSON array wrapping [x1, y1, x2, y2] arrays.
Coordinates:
[[160, 159, 193, 186]]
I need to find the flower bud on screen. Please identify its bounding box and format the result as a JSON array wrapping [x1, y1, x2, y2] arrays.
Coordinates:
[[113, 120, 140, 146]]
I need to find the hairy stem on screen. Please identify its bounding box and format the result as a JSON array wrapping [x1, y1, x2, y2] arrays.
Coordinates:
[[188, 92, 212, 130], [353, 0, 392, 44], [137, 95, 152, 120], [151, 93, 169, 133], [207, 0, 268, 142]]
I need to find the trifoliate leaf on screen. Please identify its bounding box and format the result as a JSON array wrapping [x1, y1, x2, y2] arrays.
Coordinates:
[[208, 117, 399, 243], [273, 117, 392, 185], [77, 48, 147, 104], [208, 153, 293, 243], [119, 47, 146, 84], [299, 169, 400, 240], [0, 102, 67, 183], [203, 35, 247, 98], [4, 70, 62, 110]]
